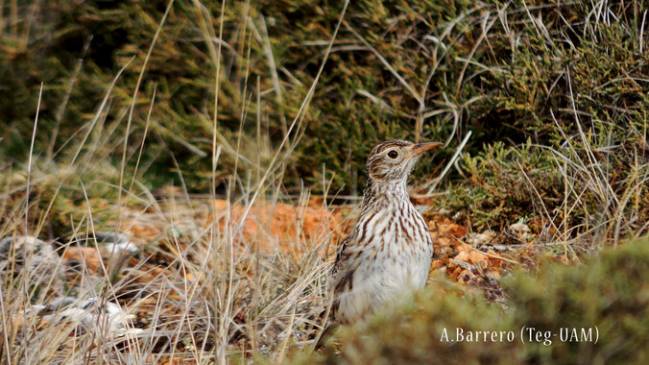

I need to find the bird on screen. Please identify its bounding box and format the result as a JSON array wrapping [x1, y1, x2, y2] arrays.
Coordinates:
[[316, 139, 441, 347]]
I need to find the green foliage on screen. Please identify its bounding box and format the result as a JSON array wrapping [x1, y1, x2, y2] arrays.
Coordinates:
[[298, 237, 649, 364], [505, 240, 649, 364], [1, 1, 648, 236], [445, 140, 562, 230]]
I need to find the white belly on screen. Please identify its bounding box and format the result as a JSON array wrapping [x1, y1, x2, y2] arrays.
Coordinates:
[[336, 246, 431, 323]]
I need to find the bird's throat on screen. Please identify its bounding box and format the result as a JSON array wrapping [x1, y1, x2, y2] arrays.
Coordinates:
[[365, 178, 410, 207]]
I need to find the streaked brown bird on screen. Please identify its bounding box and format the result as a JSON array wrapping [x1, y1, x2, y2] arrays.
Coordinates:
[[317, 140, 441, 347]]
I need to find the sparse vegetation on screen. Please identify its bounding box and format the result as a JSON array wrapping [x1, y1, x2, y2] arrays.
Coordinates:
[[1, 0, 648, 363]]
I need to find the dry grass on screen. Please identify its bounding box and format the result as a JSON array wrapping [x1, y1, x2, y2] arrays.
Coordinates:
[[1, 2, 351, 363], [0, 200, 336, 364], [1, 1, 649, 364]]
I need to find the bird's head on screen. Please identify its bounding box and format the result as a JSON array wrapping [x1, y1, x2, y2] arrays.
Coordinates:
[[366, 140, 442, 185]]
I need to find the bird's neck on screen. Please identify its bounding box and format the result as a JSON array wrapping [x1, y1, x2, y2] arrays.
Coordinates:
[[362, 179, 409, 209]]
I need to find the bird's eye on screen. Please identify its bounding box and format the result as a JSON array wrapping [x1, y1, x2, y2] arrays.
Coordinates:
[[387, 150, 398, 159]]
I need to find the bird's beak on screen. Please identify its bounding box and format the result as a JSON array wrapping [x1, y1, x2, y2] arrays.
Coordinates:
[[411, 141, 443, 156]]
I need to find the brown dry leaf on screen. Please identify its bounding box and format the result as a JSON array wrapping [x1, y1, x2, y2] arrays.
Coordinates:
[[122, 263, 168, 286], [485, 257, 502, 272], [425, 216, 511, 302], [428, 216, 467, 240], [430, 259, 446, 271], [125, 222, 161, 243], [62, 247, 102, 275], [455, 244, 488, 267], [428, 216, 468, 262], [410, 194, 435, 206]]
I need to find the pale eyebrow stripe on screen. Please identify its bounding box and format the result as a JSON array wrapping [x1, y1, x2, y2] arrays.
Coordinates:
[[377, 140, 409, 153]]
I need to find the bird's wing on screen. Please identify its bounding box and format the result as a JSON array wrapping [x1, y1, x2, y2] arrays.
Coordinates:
[[331, 234, 361, 296], [328, 235, 356, 322], [332, 235, 351, 276]]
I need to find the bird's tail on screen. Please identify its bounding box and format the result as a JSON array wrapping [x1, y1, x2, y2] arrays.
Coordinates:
[[314, 323, 338, 350]]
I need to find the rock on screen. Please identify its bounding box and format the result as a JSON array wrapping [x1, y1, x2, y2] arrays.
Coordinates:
[[466, 230, 498, 246], [62, 232, 140, 286], [27, 296, 143, 338], [0, 236, 64, 297], [508, 222, 532, 242], [81, 232, 140, 256], [103, 241, 139, 255], [93, 232, 129, 244]]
